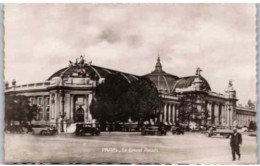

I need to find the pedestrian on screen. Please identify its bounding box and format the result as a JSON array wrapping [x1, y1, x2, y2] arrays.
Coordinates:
[[230, 128, 242, 161]]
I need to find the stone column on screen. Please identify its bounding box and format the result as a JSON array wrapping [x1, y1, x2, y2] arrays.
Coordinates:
[[84, 94, 89, 121], [176, 106, 179, 121], [164, 104, 167, 122], [55, 92, 59, 120], [226, 105, 230, 126], [172, 104, 176, 123], [219, 104, 222, 124], [215, 104, 219, 124], [211, 103, 215, 124], [167, 104, 172, 122], [85, 94, 88, 122], [160, 111, 163, 122], [170, 104, 173, 122], [70, 94, 74, 122], [88, 94, 93, 121], [49, 94, 52, 120], [50, 94, 55, 120], [230, 107, 233, 126], [42, 95, 45, 120], [221, 105, 225, 125], [207, 103, 211, 124]]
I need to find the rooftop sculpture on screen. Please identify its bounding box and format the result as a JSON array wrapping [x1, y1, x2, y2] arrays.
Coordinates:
[[69, 55, 92, 77]]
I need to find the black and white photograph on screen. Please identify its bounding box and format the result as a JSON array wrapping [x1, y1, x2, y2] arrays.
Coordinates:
[[3, 4, 257, 164]]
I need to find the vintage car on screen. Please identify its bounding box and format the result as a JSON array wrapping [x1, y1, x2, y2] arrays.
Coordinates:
[[237, 126, 248, 132], [248, 132, 256, 137], [118, 122, 139, 132], [31, 125, 58, 135], [75, 123, 100, 136], [141, 126, 167, 136], [205, 127, 233, 138], [171, 126, 184, 135]]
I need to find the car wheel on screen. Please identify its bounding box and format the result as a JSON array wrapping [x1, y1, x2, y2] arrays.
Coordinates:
[[96, 131, 100, 136], [40, 131, 45, 135], [225, 134, 230, 139]]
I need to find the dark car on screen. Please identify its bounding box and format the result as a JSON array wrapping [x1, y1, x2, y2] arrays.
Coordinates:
[[141, 126, 167, 136], [171, 126, 184, 135], [75, 123, 100, 136]]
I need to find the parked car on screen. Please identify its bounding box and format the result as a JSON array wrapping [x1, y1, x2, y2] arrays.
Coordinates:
[[171, 126, 184, 135], [248, 132, 256, 137], [75, 123, 100, 136], [31, 125, 58, 135], [141, 126, 167, 136], [237, 126, 248, 132], [205, 127, 233, 138]]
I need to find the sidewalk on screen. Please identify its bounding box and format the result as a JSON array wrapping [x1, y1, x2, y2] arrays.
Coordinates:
[[178, 154, 257, 164]]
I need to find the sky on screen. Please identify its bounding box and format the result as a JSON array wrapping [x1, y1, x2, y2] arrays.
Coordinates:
[[4, 4, 256, 105]]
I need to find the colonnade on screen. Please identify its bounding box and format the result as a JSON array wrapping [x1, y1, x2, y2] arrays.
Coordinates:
[[157, 101, 236, 126], [30, 91, 93, 123], [204, 102, 235, 126], [159, 103, 179, 124], [29, 95, 50, 121]]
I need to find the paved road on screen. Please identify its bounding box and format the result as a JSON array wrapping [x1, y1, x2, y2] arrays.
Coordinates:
[[4, 132, 257, 164]]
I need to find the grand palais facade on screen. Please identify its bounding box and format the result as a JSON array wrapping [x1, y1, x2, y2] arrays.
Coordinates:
[[5, 56, 256, 131]]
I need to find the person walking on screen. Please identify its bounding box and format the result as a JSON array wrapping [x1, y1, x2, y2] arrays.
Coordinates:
[[230, 128, 242, 161]]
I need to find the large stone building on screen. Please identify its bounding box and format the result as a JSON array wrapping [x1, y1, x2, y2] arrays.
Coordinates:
[[5, 56, 256, 131]]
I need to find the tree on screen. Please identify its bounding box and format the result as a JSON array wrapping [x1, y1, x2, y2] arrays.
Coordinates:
[[90, 73, 131, 124], [121, 77, 161, 123], [5, 93, 16, 126], [177, 92, 207, 127], [15, 95, 31, 123], [5, 93, 30, 125], [27, 104, 39, 124], [249, 121, 256, 131]]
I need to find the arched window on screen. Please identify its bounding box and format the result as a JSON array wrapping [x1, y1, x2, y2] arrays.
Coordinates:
[[45, 97, 50, 105], [45, 108, 50, 121], [39, 108, 43, 120]]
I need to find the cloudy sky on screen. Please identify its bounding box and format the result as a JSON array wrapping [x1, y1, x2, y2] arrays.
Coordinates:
[[4, 4, 256, 105]]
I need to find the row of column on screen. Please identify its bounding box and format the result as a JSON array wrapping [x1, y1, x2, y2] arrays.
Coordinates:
[[49, 91, 93, 123], [156, 101, 235, 126], [207, 102, 235, 126], [30, 95, 50, 121], [237, 114, 255, 126], [159, 103, 179, 123]]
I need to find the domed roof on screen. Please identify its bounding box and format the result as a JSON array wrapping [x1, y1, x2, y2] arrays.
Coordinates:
[[144, 57, 179, 93], [172, 75, 211, 91], [47, 63, 138, 83]]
